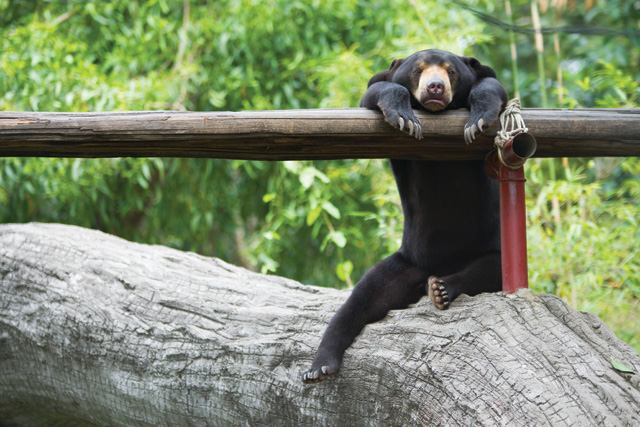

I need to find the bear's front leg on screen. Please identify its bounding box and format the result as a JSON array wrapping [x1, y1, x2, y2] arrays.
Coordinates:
[[464, 77, 508, 144], [360, 81, 423, 139]]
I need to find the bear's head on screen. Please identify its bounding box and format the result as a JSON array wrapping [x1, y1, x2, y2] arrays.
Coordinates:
[[384, 49, 493, 112]]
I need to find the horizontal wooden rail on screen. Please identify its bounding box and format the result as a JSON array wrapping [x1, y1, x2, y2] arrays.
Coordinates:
[[1, 108, 638, 160]]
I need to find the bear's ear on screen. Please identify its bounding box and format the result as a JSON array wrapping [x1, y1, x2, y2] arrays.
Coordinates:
[[389, 58, 404, 71], [367, 58, 405, 87], [462, 56, 482, 73], [462, 56, 497, 79]]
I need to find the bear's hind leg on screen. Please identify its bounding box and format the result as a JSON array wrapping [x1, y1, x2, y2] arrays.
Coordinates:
[[428, 252, 501, 310], [302, 252, 429, 383]]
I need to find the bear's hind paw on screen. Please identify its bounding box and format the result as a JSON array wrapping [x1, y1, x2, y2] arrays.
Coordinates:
[[301, 365, 333, 384], [428, 276, 451, 310]]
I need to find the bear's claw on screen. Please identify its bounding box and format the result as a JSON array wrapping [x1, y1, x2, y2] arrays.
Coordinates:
[[301, 365, 332, 384], [428, 276, 451, 310], [397, 117, 423, 139], [464, 118, 485, 145]]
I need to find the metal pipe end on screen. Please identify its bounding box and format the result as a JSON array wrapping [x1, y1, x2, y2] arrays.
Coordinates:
[[499, 132, 537, 169]]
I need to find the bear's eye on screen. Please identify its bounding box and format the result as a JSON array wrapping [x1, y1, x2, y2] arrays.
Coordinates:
[[413, 68, 422, 76], [448, 69, 456, 76]]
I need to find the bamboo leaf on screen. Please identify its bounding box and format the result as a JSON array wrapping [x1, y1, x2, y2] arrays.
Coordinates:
[[611, 358, 636, 374]]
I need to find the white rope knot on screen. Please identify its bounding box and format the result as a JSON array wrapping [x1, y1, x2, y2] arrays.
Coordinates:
[[494, 98, 528, 149]]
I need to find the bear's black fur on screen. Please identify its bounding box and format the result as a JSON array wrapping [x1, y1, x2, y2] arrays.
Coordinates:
[[302, 49, 508, 384]]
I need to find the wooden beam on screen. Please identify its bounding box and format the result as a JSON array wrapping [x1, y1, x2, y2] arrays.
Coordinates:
[[0, 108, 638, 160]]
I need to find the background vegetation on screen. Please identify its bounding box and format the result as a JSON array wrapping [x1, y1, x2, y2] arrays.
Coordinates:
[[1, 0, 638, 352]]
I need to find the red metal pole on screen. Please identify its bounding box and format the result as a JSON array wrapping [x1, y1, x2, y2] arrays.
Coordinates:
[[498, 164, 529, 292], [485, 132, 536, 293]]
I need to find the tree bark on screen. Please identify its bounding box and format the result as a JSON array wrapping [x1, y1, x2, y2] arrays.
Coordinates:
[[1, 223, 639, 426]]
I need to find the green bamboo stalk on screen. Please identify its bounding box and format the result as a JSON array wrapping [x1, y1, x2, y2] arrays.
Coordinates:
[[553, 11, 564, 106], [531, 0, 547, 108], [505, 0, 520, 98]]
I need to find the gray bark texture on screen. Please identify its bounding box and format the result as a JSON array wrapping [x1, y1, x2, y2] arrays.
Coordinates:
[[1, 222, 639, 426]]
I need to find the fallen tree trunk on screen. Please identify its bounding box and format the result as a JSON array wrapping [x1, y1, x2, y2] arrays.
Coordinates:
[[1, 223, 639, 426]]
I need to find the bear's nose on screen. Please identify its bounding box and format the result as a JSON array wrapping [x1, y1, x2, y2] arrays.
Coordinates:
[[427, 78, 445, 97]]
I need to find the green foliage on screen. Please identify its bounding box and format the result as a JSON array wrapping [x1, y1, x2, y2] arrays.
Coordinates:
[[526, 157, 640, 350], [523, 63, 640, 352], [1, 0, 639, 352], [242, 159, 403, 284], [0, 0, 483, 286], [565, 61, 640, 108]]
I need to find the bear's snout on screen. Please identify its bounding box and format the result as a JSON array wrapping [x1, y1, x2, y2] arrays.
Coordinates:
[[413, 65, 453, 111], [427, 78, 445, 98]]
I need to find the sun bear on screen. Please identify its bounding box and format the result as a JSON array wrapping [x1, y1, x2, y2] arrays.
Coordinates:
[[302, 49, 508, 383]]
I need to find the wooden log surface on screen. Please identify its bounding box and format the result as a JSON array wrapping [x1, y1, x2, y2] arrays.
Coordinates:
[[1, 223, 640, 426], [1, 108, 639, 160]]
